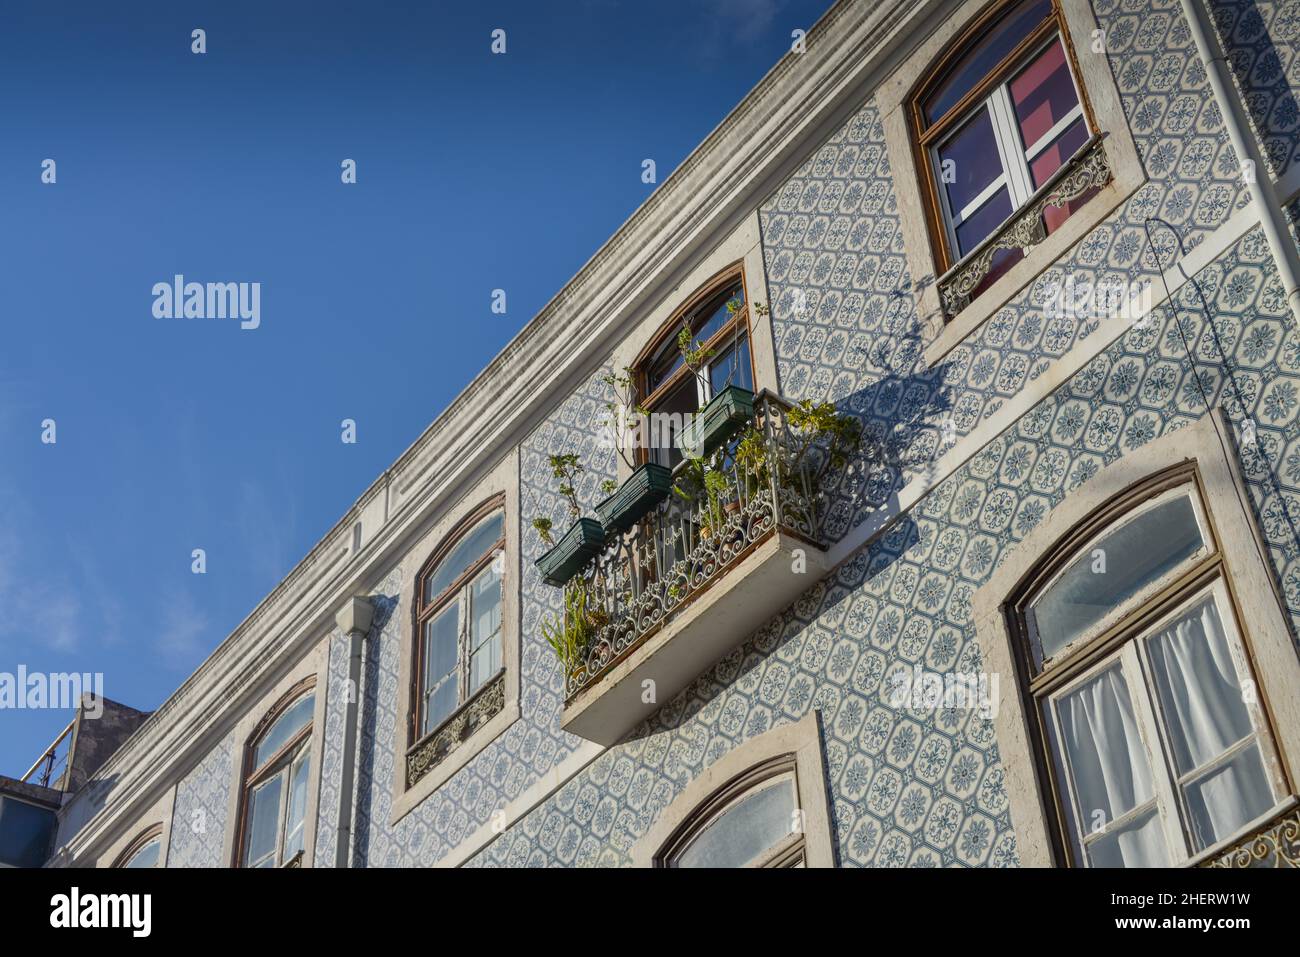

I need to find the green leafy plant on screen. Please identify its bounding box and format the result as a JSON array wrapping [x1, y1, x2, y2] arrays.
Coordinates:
[[529, 452, 591, 549], [598, 367, 649, 472], [540, 579, 607, 677], [676, 324, 715, 378], [785, 399, 863, 488], [531, 516, 554, 546]]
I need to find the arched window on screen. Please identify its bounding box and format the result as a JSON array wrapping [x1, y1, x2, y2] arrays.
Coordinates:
[[1010, 466, 1286, 867], [659, 757, 804, 868], [412, 501, 505, 741], [114, 824, 163, 868], [237, 680, 315, 868], [635, 712, 834, 867], [635, 268, 753, 468], [913, 0, 1095, 301]]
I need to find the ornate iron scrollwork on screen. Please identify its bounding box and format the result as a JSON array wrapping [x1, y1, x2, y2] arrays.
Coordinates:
[[1204, 806, 1300, 868], [406, 671, 506, 788], [939, 137, 1113, 318]]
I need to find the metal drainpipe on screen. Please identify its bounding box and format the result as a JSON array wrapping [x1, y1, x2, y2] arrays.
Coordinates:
[[333, 596, 374, 869], [1180, 0, 1300, 322]]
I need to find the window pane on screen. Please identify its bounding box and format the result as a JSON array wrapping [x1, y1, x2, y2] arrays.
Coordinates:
[[423, 511, 503, 603], [1086, 806, 1170, 868], [1184, 745, 1274, 850], [244, 773, 283, 868], [1054, 663, 1156, 826], [646, 283, 745, 394], [954, 186, 1014, 257], [1029, 116, 1088, 188], [422, 604, 460, 734], [423, 680, 458, 736], [647, 375, 700, 469], [1010, 37, 1080, 151], [691, 283, 745, 349], [923, 0, 1053, 125], [937, 108, 1004, 219], [1029, 495, 1204, 663], [672, 779, 795, 868], [254, 692, 314, 769], [282, 750, 310, 861], [709, 334, 753, 396], [468, 565, 503, 694], [1145, 597, 1254, 775], [123, 838, 161, 869]]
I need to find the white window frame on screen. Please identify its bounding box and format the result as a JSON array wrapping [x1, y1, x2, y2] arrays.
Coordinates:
[[932, 32, 1088, 259], [633, 710, 836, 867]]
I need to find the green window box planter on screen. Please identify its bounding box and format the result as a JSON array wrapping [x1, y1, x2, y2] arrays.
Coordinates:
[[595, 463, 673, 533], [677, 385, 755, 458], [535, 518, 604, 587]]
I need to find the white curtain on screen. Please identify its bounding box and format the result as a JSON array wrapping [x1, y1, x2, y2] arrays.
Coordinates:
[[1060, 665, 1166, 866], [1148, 598, 1272, 848]]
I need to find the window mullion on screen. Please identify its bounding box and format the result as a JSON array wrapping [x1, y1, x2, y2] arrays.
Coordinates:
[[458, 586, 471, 703], [931, 140, 963, 257], [274, 762, 291, 866], [989, 85, 1033, 206], [1122, 643, 1191, 864]]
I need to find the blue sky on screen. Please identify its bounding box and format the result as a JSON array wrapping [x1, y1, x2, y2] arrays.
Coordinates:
[[0, 0, 834, 776]]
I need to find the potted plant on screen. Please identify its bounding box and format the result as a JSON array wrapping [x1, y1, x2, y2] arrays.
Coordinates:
[[672, 452, 734, 540], [593, 368, 673, 533], [675, 299, 756, 457], [540, 578, 607, 679], [533, 453, 605, 587]]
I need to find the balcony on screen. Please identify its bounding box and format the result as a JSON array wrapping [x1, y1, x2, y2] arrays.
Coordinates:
[[553, 392, 840, 745], [1201, 802, 1300, 868]]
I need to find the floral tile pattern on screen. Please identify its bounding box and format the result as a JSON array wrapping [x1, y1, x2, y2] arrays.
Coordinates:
[[165, 732, 234, 868]]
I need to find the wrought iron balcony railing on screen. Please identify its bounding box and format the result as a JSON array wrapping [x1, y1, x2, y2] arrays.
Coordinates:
[[1202, 803, 1300, 868], [562, 391, 827, 701]]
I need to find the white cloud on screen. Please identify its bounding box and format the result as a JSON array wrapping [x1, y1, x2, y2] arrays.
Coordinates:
[[154, 589, 211, 670]]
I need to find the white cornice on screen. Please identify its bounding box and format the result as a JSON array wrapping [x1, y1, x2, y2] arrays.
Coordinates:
[[57, 0, 949, 861]]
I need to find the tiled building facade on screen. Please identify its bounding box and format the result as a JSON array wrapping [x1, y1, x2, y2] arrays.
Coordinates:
[[24, 0, 1300, 869]]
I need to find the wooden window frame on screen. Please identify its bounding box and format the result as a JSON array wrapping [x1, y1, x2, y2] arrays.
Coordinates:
[[112, 823, 164, 869], [408, 494, 506, 749], [632, 266, 756, 465], [911, 0, 1098, 277], [1005, 464, 1291, 867], [654, 756, 807, 868], [233, 676, 316, 869]]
